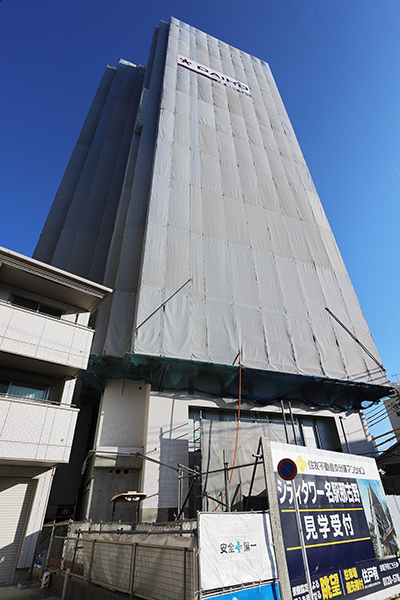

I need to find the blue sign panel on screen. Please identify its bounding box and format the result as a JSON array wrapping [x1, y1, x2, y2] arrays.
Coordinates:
[[207, 583, 281, 600], [277, 472, 375, 579], [275, 469, 400, 599]]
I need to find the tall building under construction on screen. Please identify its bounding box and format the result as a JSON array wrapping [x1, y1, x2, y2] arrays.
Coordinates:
[[34, 17, 389, 522]]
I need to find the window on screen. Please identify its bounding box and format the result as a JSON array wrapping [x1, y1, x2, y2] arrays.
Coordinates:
[[188, 409, 203, 453], [269, 414, 303, 445], [188, 408, 304, 449], [11, 295, 63, 319], [314, 418, 336, 451], [0, 379, 48, 401], [188, 408, 339, 452], [301, 418, 319, 448]]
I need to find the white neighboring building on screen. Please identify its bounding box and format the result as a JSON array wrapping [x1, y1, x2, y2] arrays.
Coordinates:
[[0, 246, 111, 585]]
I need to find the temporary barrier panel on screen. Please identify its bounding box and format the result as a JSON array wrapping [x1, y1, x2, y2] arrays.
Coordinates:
[[198, 512, 278, 593]]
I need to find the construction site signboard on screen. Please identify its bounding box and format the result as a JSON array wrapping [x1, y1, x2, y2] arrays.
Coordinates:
[[270, 441, 400, 599], [197, 512, 278, 595]]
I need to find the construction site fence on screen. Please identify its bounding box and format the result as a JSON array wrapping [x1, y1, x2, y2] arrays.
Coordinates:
[[47, 533, 197, 600]]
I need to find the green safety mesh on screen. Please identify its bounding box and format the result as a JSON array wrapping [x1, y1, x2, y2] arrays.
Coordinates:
[[80, 353, 388, 411]]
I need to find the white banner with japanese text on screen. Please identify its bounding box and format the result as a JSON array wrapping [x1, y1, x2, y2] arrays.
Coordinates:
[[198, 512, 277, 592]]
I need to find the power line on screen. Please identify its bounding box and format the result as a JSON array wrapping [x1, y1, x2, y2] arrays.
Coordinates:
[[367, 404, 398, 426], [312, 9, 400, 144], [374, 3, 400, 43], [367, 399, 398, 421], [366, 394, 400, 427]]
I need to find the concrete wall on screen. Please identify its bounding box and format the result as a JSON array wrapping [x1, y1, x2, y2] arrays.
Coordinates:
[[81, 379, 150, 521], [95, 378, 150, 454], [141, 392, 189, 522], [83, 383, 376, 522], [336, 409, 376, 456]]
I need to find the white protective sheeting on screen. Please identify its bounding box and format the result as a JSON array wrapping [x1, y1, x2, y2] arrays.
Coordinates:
[[198, 512, 277, 592], [34, 61, 145, 286], [134, 18, 385, 387], [34, 16, 386, 389]]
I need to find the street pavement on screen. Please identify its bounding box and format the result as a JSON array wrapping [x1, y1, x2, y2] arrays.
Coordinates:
[[0, 582, 60, 600]]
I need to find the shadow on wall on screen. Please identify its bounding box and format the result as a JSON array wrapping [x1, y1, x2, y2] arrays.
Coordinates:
[[157, 424, 189, 522]]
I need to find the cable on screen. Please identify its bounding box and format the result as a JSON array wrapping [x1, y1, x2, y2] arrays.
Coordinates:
[[366, 400, 396, 420], [364, 397, 400, 426], [313, 9, 400, 144], [135, 278, 192, 332], [367, 405, 395, 424], [367, 402, 400, 428], [213, 350, 242, 511], [368, 413, 394, 428], [325, 308, 385, 372], [374, 3, 400, 43], [368, 407, 388, 418]]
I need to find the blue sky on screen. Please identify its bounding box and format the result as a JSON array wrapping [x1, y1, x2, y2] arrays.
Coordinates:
[[1, 1, 400, 441]]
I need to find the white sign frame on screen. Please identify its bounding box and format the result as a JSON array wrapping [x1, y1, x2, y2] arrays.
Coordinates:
[[198, 511, 277, 592]]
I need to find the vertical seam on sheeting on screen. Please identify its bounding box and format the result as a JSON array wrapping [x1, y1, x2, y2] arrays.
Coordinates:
[[259, 59, 347, 383], [188, 23, 195, 360], [148, 22, 170, 358], [127, 22, 168, 355], [91, 65, 142, 284], [35, 67, 117, 264], [328, 269, 373, 383], [259, 59, 324, 379], [259, 57, 374, 387], [188, 23, 208, 363], [211, 33, 238, 366], [101, 69, 146, 354], [310, 264, 349, 380], [260, 63, 289, 223], [270, 253, 298, 373], [241, 53, 272, 371], [59, 69, 121, 273], [293, 258, 328, 378]]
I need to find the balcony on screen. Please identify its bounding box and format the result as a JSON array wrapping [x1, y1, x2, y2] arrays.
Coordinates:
[[0, 301, 94, 377], [0, 394, 78, 466]]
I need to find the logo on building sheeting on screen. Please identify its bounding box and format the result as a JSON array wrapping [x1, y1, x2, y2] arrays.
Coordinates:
[[178, 55, 251, 96]]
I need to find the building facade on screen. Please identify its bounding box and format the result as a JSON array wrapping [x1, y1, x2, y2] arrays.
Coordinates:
[[0, 247, 111, 584], [33, 18, 388, 523]]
